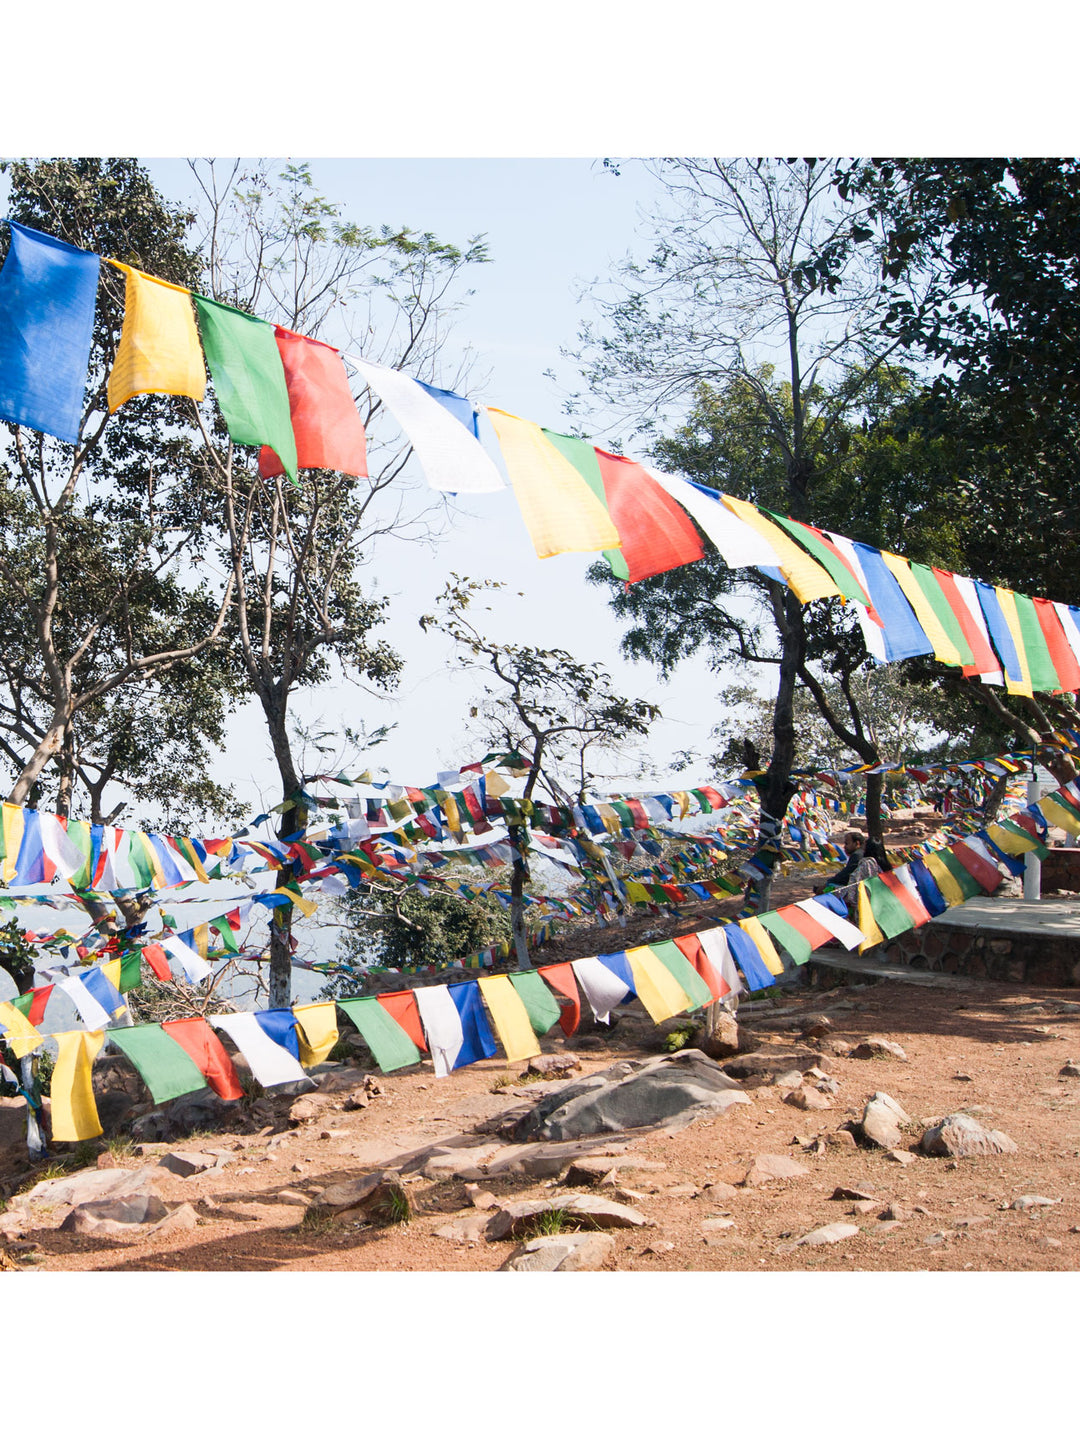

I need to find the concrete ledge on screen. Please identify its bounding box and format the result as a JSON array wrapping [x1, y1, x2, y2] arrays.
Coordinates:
[[881, 896, 1080, 987]]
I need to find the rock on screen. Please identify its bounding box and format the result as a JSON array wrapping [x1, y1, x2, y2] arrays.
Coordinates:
[[23, 1165, 163, 1210], [563, 1193, 651, 1230], [775, 1070, 805, 1090], [524, 1054, 581, 1079], [60, 1193, 169, 1236], [1010, 1194, 1060, 1211], [793, 1222, 860, 1246], [952, 1073, 974, 1082], [697, 1009, 741, 1060], [860, 1091, 912, 1149], [881, 1202, 914, 1221], [826, 1129, 858, 1149], [1037, 1236, 1063, 1250], [0, 1208, 32, 1240], [852, 1200, 879, 1215], [274, 1189, 311, 1206], [822, 1038, 852, 1057], [885, 1149, 916, 1165], [513, 1050, 749, 1142], [420, 1146, 501, 1181], [464, 1185, 499, 1211], [485, 1200, 565, 1241], [157, 1150, 218, 1179], [785, 1086, 833, 1111], [288, 1097, 322, 1125], [703, 1180, 739, 1200], [742, 1154, 810, 1186], [562, 1156, 667, 1187], [500, 1232, 615, 1271], [920, 1113, 1018, 1158], [831, 1186, 877, 1201], [874, 1220, 904, 1234], [663, 1183, 699, 1198], [307, 1171, 412, 1225], [643, 1241, 675, 1255], [701, 1217, 736, 1231], [434, 1212, 489, 1244], [801, 1015, 833, 1040], [722, 1050, 826, 1083], [484, 1138, 629, 1179], [1059, 1062, 1080, 1078], [147, 1202, 200, 1237], [850, 1037, 908, 1061]]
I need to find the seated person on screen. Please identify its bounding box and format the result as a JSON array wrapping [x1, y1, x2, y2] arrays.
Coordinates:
[[814, 832, 888, 917]]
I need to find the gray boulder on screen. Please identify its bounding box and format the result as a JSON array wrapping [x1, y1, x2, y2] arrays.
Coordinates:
[[23, 1165, 163, 1210], [860, 1091, 913, 1149], [512, 1050, 748, 1142], [501, 1233, 615, 1271], [920, 1112, 1018, 1157]]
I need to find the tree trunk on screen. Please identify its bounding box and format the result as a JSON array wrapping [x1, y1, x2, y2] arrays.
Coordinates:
[[508, 821, 531, 970], [864, 772, 885, 845], [745, 587, 803, 914], [267, 699, 306, 1009], [8, 707, 69, 806], [982, 773, 1009, 823]]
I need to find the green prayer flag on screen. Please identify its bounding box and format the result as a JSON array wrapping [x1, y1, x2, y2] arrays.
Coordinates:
[[757, 913, 814, 966], [647, 939, 716, 1006], [118, 948, 143, 993], [909, 563, 975, 667], [1013, 593, 1063, 692], [337, 998, 421, 1072], [935, 850, 984, 900], [508, 971, 562, 1035], [9, 992, 32, 1018], [108, 1025, 208, 1105], [863, 874, 917, 940], [193, 295, 298, 483]]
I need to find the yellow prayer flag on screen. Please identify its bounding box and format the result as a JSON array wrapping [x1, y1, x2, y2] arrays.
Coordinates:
[[51, 1030, 106, 1142], [107, 263, 207, 413], [878, 552, 962, 667], [0, 1000, 44, 1059], [486, 409, 620, 558], [856, 885, 886, 953], [985, 822, 1040, 857], [101, 958, 127, 1016], [924, 852, 965, 906], [626, 946, 690, 1023], [738, 917, 785, 975], [293, 1003, 340, 1067], [1037, 796, 1080, 836], [720, 497, 841, 603], [995, 587, 1034, 697], [477, 975, 541, 1062], [1, 803, 25, 884]]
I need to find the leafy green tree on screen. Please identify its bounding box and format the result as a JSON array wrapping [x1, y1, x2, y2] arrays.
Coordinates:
[[189, 161, 490, 1006]]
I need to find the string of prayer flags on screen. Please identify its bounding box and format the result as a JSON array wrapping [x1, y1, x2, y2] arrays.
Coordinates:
[[108, 1024, 209, 1105], [259, 328, 368, 480], [485, 408, 619, 557], [211, 1011, 307, 1087], [192, 294, 298, 484], [476, 975, 541, 1061], [0, 220, 100, 443], [106, 263, 206, 412], [337, 997, 422, 1072], [348, 356, 503, 494]]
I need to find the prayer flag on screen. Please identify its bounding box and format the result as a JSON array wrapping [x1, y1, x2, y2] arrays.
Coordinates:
[[486, 408, 619, 556], [768, 513, 873, 607], [624, 945, 692, 1023], [720, 923, 776, 990], [292, 1003, 339, 1068], [253, 1007, 301, 1061], [862, 873, 918, 939], [0, 999, 43, 1059], [108, 1025, 207, 1105], [376, 990, 428, 1051], [508, 971, 563, 1035], [107, 263, 205, 412], [413, 981, 497, 1076], [645, 469, 784, 570], [477, 974, 541, 1061], [908, 857, 949, 917], [974, 581, 1027, 693], [856, 885, 887, 952], [758, 911, 814, 965], [50, 1030, 105, 1141], [1014, 592, 1068, 693], [416, 379, 480, 435], [339, 997, 422, 1071], [536, 962, 581, 1035], [1034, 599, 1080, 691], [259, 328, 368, 479], [350, 357, 503, 493], [212, 1012, 308, 1087], [836, 539, 934, 662], [721, 497, 840, 602], [931, 568, 999, 678], [647, 939, 715, 1009], [793, 897, 865, 949], [571, 956, 634, 1023], [738, 917, 785, 975], [0, 221, 99, 443], [193, 294, 297, 484], [676, 930, 737, 1001], [161, 1017, 244, 1099], [878, 552, 963, 666]]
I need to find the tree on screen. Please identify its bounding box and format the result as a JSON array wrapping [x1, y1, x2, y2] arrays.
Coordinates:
[[0, 159, 239, 824], [188, 161, 490, 1006], [423, 577, 659, 968], [573, 158, 935, 908]]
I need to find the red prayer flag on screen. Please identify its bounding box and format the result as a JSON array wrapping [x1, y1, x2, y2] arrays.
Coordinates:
[[162, 1017, 244, 1100], [140, 943, 172, 981], [932, 567, 1001, 678], [537, 962, 580, 1036], [672, 932, 729, 1001], [877, 871, 931, 926], [593, 448, 704, 584], [259, 328, 368, 479], [774, 904, 834, 949], [26, 984, 53, 1026], [377, 990, 428, 1052], [950, 841, 1003, 893], [1032, 597, 1080, 692]]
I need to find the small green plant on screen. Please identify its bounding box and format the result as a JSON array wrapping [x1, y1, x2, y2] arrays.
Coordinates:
[[106, 1135, 137, 1161], [238, 1073, 265, 1109], [521, 1207, 574, 1240], [663, 1021, 697, 1053], [70, 1141, 99, 1168], [490, 1073, 516, 1091], [375, 1188, 412, 1227], [298, 1207, 336, 1236]]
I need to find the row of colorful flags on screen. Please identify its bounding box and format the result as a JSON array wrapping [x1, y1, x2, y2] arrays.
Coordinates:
[[4, 219, 1080, 698], [5, 769, 1076, 1142]]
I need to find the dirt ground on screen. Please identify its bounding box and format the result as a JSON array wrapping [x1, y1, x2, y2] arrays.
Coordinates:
[[7, 963, 1080, 1274]]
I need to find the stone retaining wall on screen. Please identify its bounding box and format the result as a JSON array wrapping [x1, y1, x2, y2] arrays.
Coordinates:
[[881, 917, 1080, 988]]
